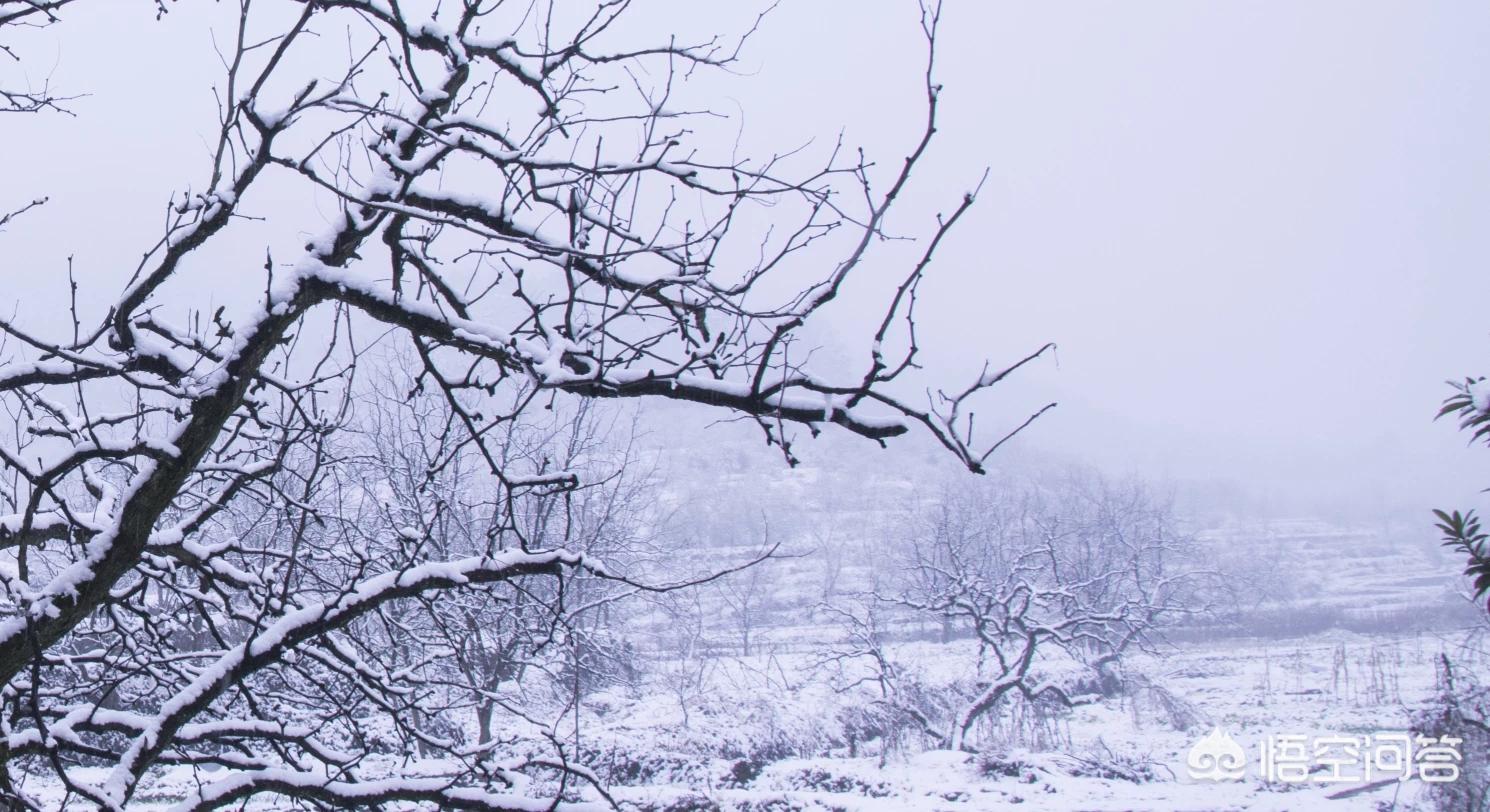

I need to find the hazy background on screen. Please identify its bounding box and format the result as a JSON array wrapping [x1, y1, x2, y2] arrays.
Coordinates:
[[3, 0, 1489, 521], [682, 0, 1490, 520]]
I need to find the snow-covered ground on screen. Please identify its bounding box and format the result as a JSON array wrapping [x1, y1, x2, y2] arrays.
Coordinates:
[[17, 425, 1481, 810], [32, 629, 1465, 810], [16, 539, 1478, 811], [579, 630, 1468, 811]]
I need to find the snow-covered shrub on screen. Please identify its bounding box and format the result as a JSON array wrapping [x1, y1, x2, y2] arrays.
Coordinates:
[[777, 766, 892, 798], [833, 699, 929, 760], [976, 750, 1044, 783], [1412, 654, 1490, 812], [580, 747, 712, 787], [731, 797, 838, 812], [619, 793, 722, 812], [1065, 741, 1165, 783], [1124, 673, 1207, 732], [561, 632, 642, 698], [977, 690, 1072, 752], [719, 758, 766, 789], [576, 682, 848, 790]]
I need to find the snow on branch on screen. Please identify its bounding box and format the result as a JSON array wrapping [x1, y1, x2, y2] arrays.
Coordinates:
[[0, 0, 1054, 807]]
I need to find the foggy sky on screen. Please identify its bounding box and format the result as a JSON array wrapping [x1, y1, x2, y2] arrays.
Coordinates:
[[3, 1, 1489, 520], [712, 1, 1490, 518]]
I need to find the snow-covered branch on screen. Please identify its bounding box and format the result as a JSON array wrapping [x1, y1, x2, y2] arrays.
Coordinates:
[[0, 0, 1051, 806]]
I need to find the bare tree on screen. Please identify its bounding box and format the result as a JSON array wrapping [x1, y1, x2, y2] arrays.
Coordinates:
[[653, 591, 716, 731], [0, 1, 1052, 808], [814, 600, 949, 762], [716, 556, 772, 658], [344, 358, 661, 750], [852, 473, 1208, 752]]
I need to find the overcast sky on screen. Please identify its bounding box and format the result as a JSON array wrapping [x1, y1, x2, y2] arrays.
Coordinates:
[[702, 1, 1490, 518], [3, 1, 1489, 520]]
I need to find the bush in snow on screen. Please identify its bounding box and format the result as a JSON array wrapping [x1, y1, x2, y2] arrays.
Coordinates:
[[1412, 654, 1490, 812]]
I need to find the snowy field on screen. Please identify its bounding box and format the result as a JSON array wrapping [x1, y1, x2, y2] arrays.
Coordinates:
[[17, 494, 1478, 811], [8, 413, 1481, 810], [588, 632, 1473, 811], [28, 628, 1472, 811]]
